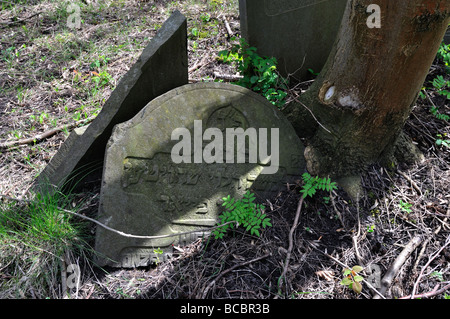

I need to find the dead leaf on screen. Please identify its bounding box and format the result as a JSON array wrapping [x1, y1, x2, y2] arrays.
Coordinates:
[[316, 270, 334, 281]]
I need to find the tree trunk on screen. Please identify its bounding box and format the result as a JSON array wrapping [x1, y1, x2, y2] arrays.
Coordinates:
[[283, 0, 449, 196]]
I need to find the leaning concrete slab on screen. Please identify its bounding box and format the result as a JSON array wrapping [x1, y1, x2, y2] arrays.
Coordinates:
[[34, 10, 188, 192], [95, 82, 305, 267], [239, 0, 347, 81]]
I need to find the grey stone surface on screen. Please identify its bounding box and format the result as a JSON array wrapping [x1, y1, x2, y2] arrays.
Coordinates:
[[95, 82, 305, 267], [239, 0, 347, 81], [34, 10, 188, 192], [444, 26, 450, 44]]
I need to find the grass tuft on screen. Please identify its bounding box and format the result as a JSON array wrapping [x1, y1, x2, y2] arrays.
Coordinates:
[[0, 187, 93, 298]]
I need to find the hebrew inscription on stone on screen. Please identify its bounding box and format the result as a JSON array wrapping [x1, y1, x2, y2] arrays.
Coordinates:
[[95, 83, 305, 267]]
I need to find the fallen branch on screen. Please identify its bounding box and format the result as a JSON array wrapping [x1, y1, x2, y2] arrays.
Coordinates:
[[278, 196, 304, 294], [400, 283, 450, 299], [410, 234, 450, 299], [0, 11, 42, 27], [0, 117, 95, 149], [331, 190, 346, 230], [188, 54, 209, 73], [213, 71, 243, 81], [223, 17, 233, 37], [397, 170, 423, 197], [200, 253, 271, 299], [373, 235, 422, 299], [352, 194, 365, 266], [413, 206, 449, 271]]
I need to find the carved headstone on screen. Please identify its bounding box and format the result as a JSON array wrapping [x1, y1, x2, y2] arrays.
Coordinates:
[[95, 83, 305, 267], [239, 0, 347, 81], [34, 10, 188, 192]]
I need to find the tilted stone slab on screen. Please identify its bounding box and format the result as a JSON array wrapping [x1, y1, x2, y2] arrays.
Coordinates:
[[239, 0, 347, 81], [95, 82, 305, 267], [34, 10, 188, 192]]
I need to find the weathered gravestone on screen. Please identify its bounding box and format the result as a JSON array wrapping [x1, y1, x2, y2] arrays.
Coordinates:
[[95, 82, 306, 267], [239, 0, 347, 81], [34, 10, 188, 192]]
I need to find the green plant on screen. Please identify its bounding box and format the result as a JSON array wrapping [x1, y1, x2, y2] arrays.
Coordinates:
[[432, 75, 450, 99], [90, 55, 110, 70], [217, 47, 240, 64], [308, 68, 320, 76], [430, 271, 444, 282], [430, 106, 450, 121], [190, 26, 199, 38], [0, 187, 92, 298], [208, 0, 224, 10], [213, 191, 272, 239], [217, 38, 288, 107], [399, 200, 413, 213], [153, 247, 163, 264], [367, 224, 376, 233], [437, 42, 450, 70], [91, 70, 112, 89], [189, 13, 219, 40], [300, 173, 337, 199], [200, 12, 211, 23], [340, 265, 364, 294], [436, 133, 450, 148]]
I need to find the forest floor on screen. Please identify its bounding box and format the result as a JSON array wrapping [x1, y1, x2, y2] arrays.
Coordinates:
[[0, 0, 449, 300]]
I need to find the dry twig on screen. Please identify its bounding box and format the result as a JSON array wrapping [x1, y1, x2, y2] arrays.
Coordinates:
[[400, 283, 450, 299], [373, 235, 422, 299], [222, 17, 233, 37], [0, 117, 95, 149], [200, 253, 271, 299], [188, 54, 210, 73], [0, 11, 42, 27], [410, 234, 450, 299], [213, 71, 243, 81], [0, 194, 236, 241], [278, 196, 304, 294], [397, 170, 423, 197]]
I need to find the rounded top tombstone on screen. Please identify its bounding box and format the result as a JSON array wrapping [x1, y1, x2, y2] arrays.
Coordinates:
[[95, 82, 305, 267]]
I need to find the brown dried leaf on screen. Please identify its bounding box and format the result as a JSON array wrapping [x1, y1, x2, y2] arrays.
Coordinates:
[[315, 270, 334, 281]]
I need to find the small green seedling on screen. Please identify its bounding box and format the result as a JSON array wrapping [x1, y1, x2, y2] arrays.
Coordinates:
[[399, 200, 413, 214], [153, 247, 163, 264], [340, 265, 364, 294], [436, 134, 450, 148], [367, 224, 376, 233]]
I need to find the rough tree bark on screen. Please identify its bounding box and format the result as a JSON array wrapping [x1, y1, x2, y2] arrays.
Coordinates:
[[283, 0, 450, 197]]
